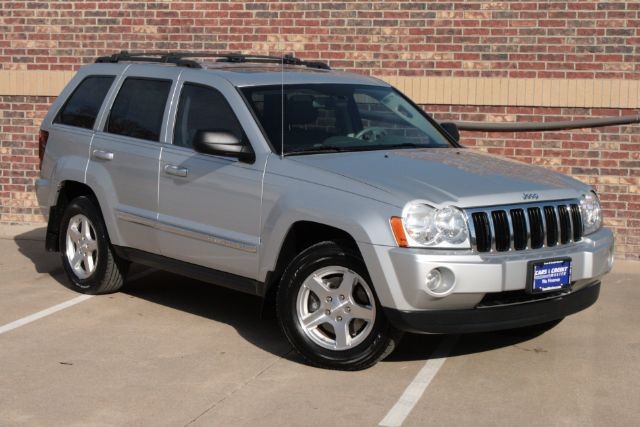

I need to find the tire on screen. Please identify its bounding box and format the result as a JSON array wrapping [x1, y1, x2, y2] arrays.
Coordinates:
[[59, 196, 128, 294], [499, 318, 564, 337], [276, 241, 402, 370]]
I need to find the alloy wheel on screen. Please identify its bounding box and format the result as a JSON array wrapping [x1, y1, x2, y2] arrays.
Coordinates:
[[296, 266, 376, 351]]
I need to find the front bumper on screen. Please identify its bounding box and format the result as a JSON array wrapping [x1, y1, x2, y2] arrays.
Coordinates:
[[362, 227, 614, 312], [384, 280, 600, 334]]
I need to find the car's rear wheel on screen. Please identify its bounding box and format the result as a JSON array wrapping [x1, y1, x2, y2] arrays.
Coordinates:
[[277, 241, 401, 370], [59, 196, 128, 294]]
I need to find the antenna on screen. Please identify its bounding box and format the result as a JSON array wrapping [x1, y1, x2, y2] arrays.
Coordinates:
[[281, 54, 284, 158]]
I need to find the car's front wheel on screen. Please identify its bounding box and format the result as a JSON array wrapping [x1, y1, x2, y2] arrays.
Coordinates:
[[59, 196, 128, 294], [277, 241, 401, 370]]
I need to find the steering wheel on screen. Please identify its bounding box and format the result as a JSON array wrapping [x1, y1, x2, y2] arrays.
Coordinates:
[[354, 127, 388, 142]]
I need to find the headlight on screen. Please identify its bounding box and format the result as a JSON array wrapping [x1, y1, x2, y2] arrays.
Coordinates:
[[580, 191, 602, 235], [398, 201, 470, 248]]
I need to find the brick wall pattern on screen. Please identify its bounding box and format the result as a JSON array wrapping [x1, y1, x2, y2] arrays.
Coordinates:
[[0, 1, 638, 259]]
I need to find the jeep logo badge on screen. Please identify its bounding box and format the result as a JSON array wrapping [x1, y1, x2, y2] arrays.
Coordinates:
[[522, 192, 539, 200]]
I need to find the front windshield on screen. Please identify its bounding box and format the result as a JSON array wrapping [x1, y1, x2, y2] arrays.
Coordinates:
[[241, 84, 452, 155]]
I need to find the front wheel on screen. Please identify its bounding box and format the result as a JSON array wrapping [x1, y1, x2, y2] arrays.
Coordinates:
[[277, 241, 401, 370]]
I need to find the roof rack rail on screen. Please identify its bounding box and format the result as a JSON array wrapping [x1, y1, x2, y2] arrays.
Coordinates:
[[95, 51, 202, 68], [95, 51, 331, 70]]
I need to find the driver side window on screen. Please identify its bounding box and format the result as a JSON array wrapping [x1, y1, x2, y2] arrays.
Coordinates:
[[174, 83, 244, 149]]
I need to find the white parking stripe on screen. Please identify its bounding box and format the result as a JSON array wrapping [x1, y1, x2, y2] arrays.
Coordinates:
[[0, 268, 155, 336], [0, 294, 94, 335], [379, 335, 458, 427]]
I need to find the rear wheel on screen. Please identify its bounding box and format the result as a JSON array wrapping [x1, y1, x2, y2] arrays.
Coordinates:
[[59, 196, 128, 294], [277, 241, 401, 370]]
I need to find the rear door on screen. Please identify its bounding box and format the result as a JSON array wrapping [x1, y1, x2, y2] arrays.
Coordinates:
[[86, 66, 178, 253], [156, 74, 263, 279]]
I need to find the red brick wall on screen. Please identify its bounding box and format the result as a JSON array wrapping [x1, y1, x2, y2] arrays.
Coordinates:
[[427, 105, 639, 259], [0, 1, 638, 259]]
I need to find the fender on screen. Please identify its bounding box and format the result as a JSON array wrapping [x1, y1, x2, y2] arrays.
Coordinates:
[[257, 173, 402, 301]]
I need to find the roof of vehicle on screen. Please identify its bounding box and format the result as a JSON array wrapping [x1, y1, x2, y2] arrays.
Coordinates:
[[200, 62, 389, 87], [92, 51, 389, 88]]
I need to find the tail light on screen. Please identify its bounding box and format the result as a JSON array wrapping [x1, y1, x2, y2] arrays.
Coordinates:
[[38, 130, 49, 170]]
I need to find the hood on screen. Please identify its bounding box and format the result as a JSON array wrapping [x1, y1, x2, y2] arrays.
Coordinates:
[[290, 148, 590, 208]]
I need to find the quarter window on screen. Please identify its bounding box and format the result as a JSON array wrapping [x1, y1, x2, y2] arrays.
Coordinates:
[[54, 76, 114, 129], [107, 78, 171, 142], [174, 83, 244, 149]]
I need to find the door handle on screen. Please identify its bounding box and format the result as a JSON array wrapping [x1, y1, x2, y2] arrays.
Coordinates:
[[92, 149, 114, 161], [164, 164, 188, 178]]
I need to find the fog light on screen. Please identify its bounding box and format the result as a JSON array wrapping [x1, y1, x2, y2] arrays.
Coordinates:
[[424, 267, 455, 297]]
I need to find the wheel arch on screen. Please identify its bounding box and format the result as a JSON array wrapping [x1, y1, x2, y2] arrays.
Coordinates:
[[45, 180, 103, 251], [260, 220, 365, 318]]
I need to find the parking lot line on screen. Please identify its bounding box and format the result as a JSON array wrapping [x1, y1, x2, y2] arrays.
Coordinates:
[[0, 294, 94, 335], [0, 268, 155, 336], [379, 335, 458, 427]]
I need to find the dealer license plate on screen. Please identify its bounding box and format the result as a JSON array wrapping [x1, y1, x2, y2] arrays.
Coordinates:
[[528, 258, 572, 294]]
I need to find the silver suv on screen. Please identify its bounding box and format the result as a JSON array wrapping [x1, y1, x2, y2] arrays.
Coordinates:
[[36, 52, 614, 370]]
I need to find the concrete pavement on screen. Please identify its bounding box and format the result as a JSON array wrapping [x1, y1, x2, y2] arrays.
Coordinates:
[[1, 226, 638, 426]]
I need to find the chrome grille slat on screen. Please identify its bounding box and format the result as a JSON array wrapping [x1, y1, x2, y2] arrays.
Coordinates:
[[570, 204, 583, 241], [528, 207, 544, 249], [506, 209, 515, 250], [558, 205, 572, 244], [565, 204, 574, 243], [491, 210, 510, 252], [465, 199, 583, 253], [555, 205, 564, 244], [539, 206, 548, 247], [487, 211, 497, 252], [543, 206, 558, 247], [510, 209, 527, 250], [523, 206, 532, 249]]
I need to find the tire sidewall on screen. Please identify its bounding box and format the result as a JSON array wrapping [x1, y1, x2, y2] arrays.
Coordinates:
[[59, 196, 111, 294], [278, 242, 395, 368]]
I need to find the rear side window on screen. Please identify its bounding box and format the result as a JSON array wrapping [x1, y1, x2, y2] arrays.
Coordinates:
[[174, 83, 244, 149], [106, 78, 171, 142], [54, 76, 114, 129]]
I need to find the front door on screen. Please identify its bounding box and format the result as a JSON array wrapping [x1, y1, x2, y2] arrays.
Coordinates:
[[156, 79, 263, 280]]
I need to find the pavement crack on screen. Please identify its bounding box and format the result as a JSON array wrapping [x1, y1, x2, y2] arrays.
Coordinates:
[[184, 348, 293, 426], [513, 345, 548, 353]]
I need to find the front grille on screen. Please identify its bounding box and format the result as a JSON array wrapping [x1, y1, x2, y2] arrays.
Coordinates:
[[466, 200, 583, 253]]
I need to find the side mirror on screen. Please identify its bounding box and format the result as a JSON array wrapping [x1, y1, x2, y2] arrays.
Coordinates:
[[192, 130, 255, 163], [440, 122, 460, 144]]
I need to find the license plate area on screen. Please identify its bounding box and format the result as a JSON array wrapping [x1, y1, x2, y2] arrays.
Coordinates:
[[526, 258, 572, 294]]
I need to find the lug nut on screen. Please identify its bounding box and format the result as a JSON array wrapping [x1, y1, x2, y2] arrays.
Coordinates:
[[339, 294, 345, 300], [345, 307, 351, 312], [325, 309, 330, 315], [337, 316, 343, 321], [326, 296, 332, 302]]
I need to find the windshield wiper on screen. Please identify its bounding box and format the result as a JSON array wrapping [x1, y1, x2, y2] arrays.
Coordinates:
[[283, 146, 349, 156], [283, 142, 433, 156], [381, 142, 431, 149]]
